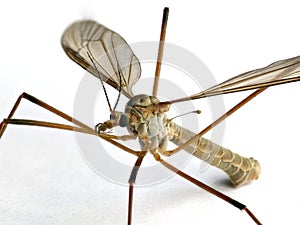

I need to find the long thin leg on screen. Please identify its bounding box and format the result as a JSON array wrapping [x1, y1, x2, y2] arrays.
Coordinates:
[[3, 118, 93, 132], [127, 143, 149, 225], [151, 152, 262, 225], [2, 119, 139, 156], [0, 92, 90, 138], [0, 93, 140, 156], [164, 87, 266, 156], [152, 7, 169, 97]]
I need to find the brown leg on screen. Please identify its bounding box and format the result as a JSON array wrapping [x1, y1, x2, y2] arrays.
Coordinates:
[[151, 152, 262, 225], [127, 141, 149, 225], [127, 151, 148, 225], [0, 92, 139, 156], [0, 92, 91, 138]]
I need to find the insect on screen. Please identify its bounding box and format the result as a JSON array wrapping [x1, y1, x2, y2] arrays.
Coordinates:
[[1, 7, 300, 225]]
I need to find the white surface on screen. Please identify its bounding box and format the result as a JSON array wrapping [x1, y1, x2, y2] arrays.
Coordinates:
[[1, 1, 300, 225]]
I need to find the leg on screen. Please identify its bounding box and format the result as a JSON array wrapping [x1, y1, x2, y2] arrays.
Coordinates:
[[127, 142, 150, 225], [2, 119, 95, 135], [0, 92, 91, 138], [97, 133, 137, 141], [0, 93, 140, 156], [127, 151, 147, 225], [152, 7, 169, 97], [151, 152, 262, 225]]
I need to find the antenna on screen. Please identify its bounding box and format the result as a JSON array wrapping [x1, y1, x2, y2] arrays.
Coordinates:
[[87, 52, 113, 112], [168, 110, 201, 122], [152, 7, 169, 97]]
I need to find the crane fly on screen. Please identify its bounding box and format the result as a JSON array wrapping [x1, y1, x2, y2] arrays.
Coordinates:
[[1, 7, 300, 225]]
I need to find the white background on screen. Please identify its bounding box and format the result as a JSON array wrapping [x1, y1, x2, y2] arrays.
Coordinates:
[[1, 0, 300, 225]]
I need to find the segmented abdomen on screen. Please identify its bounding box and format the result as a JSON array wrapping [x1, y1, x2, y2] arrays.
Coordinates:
[[167, 121, 261, 187]]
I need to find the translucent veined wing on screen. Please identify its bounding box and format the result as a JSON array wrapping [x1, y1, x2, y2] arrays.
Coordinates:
[[61, 20, 141, 98], [165, 55, 300, 104]]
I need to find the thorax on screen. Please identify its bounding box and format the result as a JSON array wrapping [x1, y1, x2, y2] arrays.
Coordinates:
[[123, 95, 169, 140]]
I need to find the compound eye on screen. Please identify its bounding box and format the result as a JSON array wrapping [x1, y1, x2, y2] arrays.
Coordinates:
[[119, 114, 129, 127]]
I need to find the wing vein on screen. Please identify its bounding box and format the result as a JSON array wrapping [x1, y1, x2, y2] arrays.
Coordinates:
[[61, 20, 141, 98]]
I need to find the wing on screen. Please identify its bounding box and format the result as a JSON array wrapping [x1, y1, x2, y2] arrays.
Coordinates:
[[166, 55, 300, 104], [61, 20, 141, 98]]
